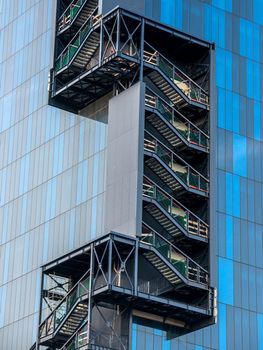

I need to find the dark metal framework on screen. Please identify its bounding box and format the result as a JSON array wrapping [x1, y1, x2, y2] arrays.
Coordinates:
[[35, 232, 216, 350], [49, 6, 211, 113], [30, 3, 217, 350]]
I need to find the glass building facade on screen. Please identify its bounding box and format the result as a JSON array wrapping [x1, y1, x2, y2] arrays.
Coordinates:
[[0, 0, 262, 349]]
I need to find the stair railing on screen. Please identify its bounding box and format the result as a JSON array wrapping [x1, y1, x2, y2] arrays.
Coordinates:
[[39, 269, 91, 339], [143, 41, 209, 106], [29, 343, 36, 350], [145, 88, 209, 149], [144, 130, 209, 193], [55, 6, 99, 72], [58, 0, 89, 32], [61, 320, 128, 350], [143, 176, 209, 238], [141, 223, 208, 284]]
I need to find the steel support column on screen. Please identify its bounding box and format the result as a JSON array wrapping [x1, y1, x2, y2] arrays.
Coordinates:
[[87, 243, 95, 346]]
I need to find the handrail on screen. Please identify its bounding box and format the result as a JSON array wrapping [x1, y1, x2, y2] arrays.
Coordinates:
[[146, 87, 208, 138], [143, 175, 209, 238], [61, 320, 128, 350], [58, 0, 88, 32], [144, 130, 209, 193], [55, 6, 99, 72], [141, 222, 208, 284], [145, 88, 209, 149], [29, 343, 36, 350], [143, 41, 209, 106], [39, 269, 90, 338]]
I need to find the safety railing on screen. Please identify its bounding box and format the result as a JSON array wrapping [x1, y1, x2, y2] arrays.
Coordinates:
[[143, 42, 209, 106], [39, 270, 90, 339], [61, 320, 128, 350], [145, 88, 209, 149], [141, 223, 208, 284], [144, 131, 209, 193], [58, 0, 88, 32], [55, 7, 99, 72], [143, 176, 209, 238], [29, 343, 36, 350]]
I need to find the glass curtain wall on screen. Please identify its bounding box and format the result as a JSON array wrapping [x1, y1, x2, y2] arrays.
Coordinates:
[[0, 1, 107, 349], [133, 1, 263, 349]]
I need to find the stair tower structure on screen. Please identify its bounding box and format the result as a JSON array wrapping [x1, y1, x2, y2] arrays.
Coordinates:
[[31, 1, 216, 349]]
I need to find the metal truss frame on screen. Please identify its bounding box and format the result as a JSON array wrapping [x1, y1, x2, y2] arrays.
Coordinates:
[[36, 232, 216, 350]]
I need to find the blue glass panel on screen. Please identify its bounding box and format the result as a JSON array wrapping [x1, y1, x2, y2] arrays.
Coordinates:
[[225, 51, 232, 90], [43, 223, 49, 263], [226, 215, 233, 258], [1, 93, 12, 132], [137, 329, 146, 349], [233, 218, 241, 261], [1, 206, 9, 244], [69, 209, 76, 250], [218, 257, 234, 305], [225, 172, 233, 215], [232, 92, 240, 133], [233, 174, 240, 217], [258, 314, 263, 349], [246, 59, 253, 98], [0, 168, 7, 206], [22, 232, 29, 274], [212, 0, 232, 12], [160, 0, 182, 30], [26, 115, 33, 152], [241, 264, 249, 309], [253, 62, 260, 101], [34, 273, 41, 312], [218, 213, 226, 256], [3, 243, 10, 284], [218, 170, 226, 213], [254, 101, 261, 141], [162, 337, 170, 350], [78, 121, 85, 162], [53, 133, 64, 176], [219, 303, 227, 350], [211, 9, 225, 48], [76, 160, 88, 205], [145, 0, 152, 17], [19, 154, 30, 196], [91, 197, 97, 239], [253, 24, 260, 61], [132, 323, 137, 350], [7, 126, 15, 164], [225, 90, 233, 131], [94, 122, 101, 154], [233, 134, 247, 177], [254, 0, 263, 25], [154, 329, 162, 336], [249, 267, 257, 312], [0, 285, 7, 327], [92, 154, 99, 197], [233, 308, 242, 348], [218, 88, 226, 128], [45, 178, 57, 221], [216, 50, 225, 88], [204, 4, 212, 41]]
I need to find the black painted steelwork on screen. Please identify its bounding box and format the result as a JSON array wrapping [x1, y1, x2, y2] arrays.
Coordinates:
[[34, 232, 216, 350], [32, 2, 216, 349], [49, 5, 210, 114]]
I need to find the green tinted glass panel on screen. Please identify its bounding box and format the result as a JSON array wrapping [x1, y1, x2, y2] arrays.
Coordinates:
[[159, 57, 173, 79]]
